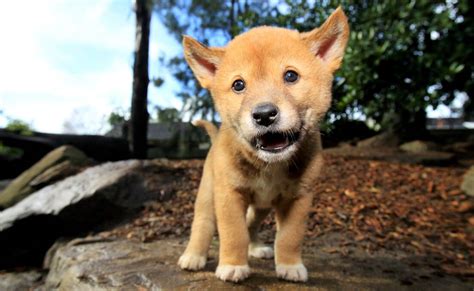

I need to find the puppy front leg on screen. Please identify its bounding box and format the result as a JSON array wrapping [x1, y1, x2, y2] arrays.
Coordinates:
[[178, 158, 215, 270], [214, 187, 250, 282], [274, 193, 313, 282]]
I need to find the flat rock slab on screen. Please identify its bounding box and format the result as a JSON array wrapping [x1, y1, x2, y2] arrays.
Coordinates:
[[41, 238, 471, 291], [0, 160, 175, 268]]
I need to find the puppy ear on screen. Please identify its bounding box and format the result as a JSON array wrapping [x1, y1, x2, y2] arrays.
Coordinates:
[[301, 7, 350, 72], [182, 36, 225, 89]]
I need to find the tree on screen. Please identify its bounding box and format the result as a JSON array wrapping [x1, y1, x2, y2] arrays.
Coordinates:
[[108, 110, 127, 127], [1, 119, 33, 159], [130, 0, 152, 158], [5, 119, 33, 136], [155, 0, 472, 137], [154, 0, 240, 121], [331, 0, 472, 138], [155, 106, 180, 122]]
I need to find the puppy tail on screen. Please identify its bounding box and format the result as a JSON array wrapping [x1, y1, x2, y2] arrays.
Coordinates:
[[192, 120, 218, 143]]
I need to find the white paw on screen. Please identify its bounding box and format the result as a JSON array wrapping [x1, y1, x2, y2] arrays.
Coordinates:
[[178, 253, 206, 271], [248, 244, 274, 259], [276, 263, 308, 282], [215, 264, 250, 282]]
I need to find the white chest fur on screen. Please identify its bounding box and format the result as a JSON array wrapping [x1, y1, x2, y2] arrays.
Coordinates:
[[249, 166, 297, 208]]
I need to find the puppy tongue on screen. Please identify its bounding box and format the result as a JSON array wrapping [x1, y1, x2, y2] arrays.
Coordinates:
[[258, 132, 289, 150]]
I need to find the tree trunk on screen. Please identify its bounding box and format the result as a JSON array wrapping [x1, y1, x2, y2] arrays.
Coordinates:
[[229, 0, 236, 38], [390, 105, 429, 142], [130, 0, 151, 159]]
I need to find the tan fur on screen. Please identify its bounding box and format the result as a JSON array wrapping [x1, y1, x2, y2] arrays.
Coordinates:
[[179, 7, 350, 283], [192, 120, 218, 142]]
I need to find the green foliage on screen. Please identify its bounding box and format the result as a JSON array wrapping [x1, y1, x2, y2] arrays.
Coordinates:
[[333, 0, 473, 130], [155, 106, 181, 122], [154, 0, 237, 121], [154, 0, 473, 130], [5, 119, 33, 136], [0, 142, 23, 159], [0, 119, 30, 158], [108, 110, 126, 127]]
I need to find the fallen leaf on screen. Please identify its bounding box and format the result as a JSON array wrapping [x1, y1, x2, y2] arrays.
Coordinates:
[[457, 201, 473, 213], [344, 189, 357, 199]]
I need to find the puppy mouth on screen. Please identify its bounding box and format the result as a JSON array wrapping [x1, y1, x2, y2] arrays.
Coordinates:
[[251, 131, 300, 153]]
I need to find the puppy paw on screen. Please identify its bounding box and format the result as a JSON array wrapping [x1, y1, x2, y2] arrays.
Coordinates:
[[276, 263, 308, 282], [248, 244, 274, 259], [215, 264, 250, 282], [178, 253, 206, 271]]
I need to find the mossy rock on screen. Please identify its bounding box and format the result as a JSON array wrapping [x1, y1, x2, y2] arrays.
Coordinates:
[[357, 132, 400, 148], [399, 140, 438, 153], [0, 146, 92, 209]]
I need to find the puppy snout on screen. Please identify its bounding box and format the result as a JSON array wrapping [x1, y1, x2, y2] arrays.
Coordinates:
[[252, 103, 279, 127]]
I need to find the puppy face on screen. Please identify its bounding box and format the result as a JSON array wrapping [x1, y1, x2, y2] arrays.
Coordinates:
[[184, 8, 349, 163]]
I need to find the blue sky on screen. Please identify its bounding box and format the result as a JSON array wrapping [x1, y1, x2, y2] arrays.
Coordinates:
[[0, 0, 465, 134], [0, 0, 181, 134]]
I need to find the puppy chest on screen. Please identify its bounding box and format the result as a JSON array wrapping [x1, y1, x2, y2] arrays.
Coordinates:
[[249, 174, 297, 208]]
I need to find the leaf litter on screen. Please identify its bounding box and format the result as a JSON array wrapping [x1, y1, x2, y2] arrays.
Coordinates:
[[96, 155, 473, 278]]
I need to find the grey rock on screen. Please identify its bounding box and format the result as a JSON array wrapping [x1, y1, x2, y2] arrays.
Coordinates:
[[445, 141, 474, 154], [399, 140, 438, 153], [0, 145, 93, 209], [0, 179, 12, 192], [461, 166, 474, 197], [0, 160, 171, 268], [357, 132, 400, 148], [39, 238, 472, 291], [0, 270, 44, 291]]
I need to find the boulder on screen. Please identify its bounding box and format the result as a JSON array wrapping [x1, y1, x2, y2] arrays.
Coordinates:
[[357, 132, 400, 148], [0, 145, 93, 209], [38, 238, 472, 290], [461, 166, 474, 197], [0, 160, 174, 268], [0, 179, 12, 192], [399, 140, 438, 153], [0, 270, 44, 291]]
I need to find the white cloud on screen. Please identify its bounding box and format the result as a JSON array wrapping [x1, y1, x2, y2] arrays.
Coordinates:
[[0, 0, 182, 134]]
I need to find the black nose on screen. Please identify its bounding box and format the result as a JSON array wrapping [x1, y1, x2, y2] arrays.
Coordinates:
[[252, 103, 279, 127]]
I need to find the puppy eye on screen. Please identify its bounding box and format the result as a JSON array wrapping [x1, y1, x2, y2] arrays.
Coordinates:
[[232, 79, 246, 92], [284, 70, 299, 83]]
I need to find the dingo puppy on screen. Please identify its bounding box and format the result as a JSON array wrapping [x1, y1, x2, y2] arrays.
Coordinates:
[[178, 7, 349, 283]]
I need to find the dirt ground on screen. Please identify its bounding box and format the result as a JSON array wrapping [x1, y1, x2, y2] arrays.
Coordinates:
[[93, 152, 473, 288]]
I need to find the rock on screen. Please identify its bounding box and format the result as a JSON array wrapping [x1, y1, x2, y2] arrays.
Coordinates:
[[0, 179, 12, 191], [0, 145, 93, 209], [324, 147, 455, 166], [407, 151, 456, 166], [0, 270, 44, 291], [357, 132, 400, 148], [37, 238, 471, 290], [399, 140, 438, 153], [461, 166, 474, 197], [0, 160, 173, 268], [29, 160, 81, 188], [445, 141, 474, 154]]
